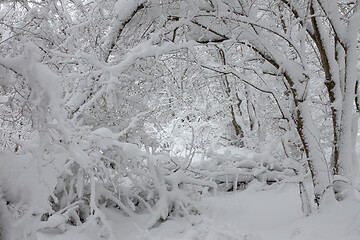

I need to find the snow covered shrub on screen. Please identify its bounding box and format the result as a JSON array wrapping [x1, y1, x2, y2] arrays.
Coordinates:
[[197, 146, 295, 192], [46, 127, 216, 231], [0, 43, 215, 238], [0, 43, 70, 239]]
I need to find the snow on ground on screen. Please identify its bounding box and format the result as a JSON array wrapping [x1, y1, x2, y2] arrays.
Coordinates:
[[38, 184, 360, 240]]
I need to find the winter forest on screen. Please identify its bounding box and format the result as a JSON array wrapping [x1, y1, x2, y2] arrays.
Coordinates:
[[0, 0, 360, 239]]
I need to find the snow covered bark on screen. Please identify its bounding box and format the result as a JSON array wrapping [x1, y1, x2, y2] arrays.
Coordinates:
[[306, 0, 360, 199]]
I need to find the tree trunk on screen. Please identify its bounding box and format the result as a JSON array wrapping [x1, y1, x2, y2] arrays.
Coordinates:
[[333, 43, 359, 200], [295, 100, 331, 206]]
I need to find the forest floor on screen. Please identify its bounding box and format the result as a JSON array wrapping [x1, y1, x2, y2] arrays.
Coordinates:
[[38, 183, 360, 240]]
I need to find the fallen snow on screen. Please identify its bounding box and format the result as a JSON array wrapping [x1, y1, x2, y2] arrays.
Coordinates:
[[37, 184, 360, 240]]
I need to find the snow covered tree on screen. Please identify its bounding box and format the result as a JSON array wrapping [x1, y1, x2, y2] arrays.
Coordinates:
[[153, 0, 360, 208]]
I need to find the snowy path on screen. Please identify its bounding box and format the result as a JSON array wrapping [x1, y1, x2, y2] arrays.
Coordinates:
[[198, 185, 301, 240], [38, 184, 360, 240]]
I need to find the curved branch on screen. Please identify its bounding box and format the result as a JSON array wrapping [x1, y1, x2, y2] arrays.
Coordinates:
[[103, 2, 146, 62]]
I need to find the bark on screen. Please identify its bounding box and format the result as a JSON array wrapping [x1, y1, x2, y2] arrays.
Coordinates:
[[217, 47, 245, 147], [331, 1, 360, 200], [309, 2, 341, 178], [308, 0, 360, 200], [334, 44, 359, 200], [295, 99, 331, 205]]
